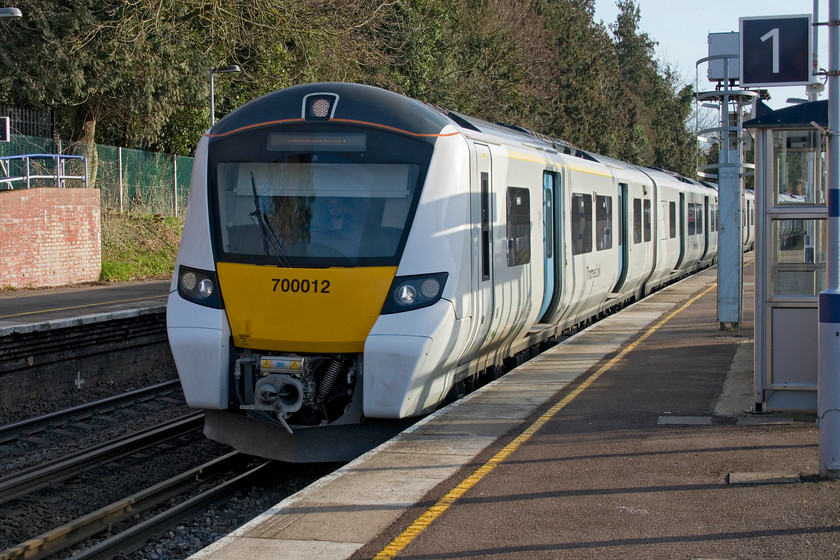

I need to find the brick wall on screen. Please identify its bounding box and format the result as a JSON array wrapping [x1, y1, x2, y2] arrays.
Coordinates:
[[0, 188, 101, 288]]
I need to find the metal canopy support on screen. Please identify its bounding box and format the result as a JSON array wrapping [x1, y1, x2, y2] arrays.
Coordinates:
[[696, 53, 757, 329], [718, 109, 744, 328]]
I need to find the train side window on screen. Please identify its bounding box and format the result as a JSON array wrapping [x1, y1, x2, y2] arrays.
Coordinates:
[[572, 193, 593, 254], [596, 194, 612, 250], [617, 184, 625, 249], [543, 172, 554, 259], [633, 198, 642, 244], [687, 202, 696, 235], [669, 201, 676, 238], [481, 172, 490, 280], [696, 203, 703, 234], [659, 201, 669, 240], [506, 187, 530, 266], [643, 199, 651, 242]]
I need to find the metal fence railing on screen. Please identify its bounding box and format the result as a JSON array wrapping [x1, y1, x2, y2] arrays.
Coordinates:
[[0, 134, 193, 216], [0, 153, 87, 190], [0, 104, 54, 138]]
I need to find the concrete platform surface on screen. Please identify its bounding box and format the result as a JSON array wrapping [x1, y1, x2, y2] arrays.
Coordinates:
[[191, 262, 840, 560], [0, 279, 170, 332]]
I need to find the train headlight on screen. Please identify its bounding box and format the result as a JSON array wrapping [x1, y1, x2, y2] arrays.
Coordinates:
[[177, 265, 223, 309], [396, 284, 417, 305], [381, 272, 448, 314], [303, 93, 338, 120], [420, 278, 441, 298]]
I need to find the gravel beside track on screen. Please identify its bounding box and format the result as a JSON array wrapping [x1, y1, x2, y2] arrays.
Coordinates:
[[0, 369, 186, 476], [0, 368, 177, 426], [120, 461, 341, 560]]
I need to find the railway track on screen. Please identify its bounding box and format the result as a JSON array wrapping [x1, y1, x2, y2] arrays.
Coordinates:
[[0, 380, 237, 559], [0, 412, 204, 505], [0, 379, 184, 445], [0, 381, 341, 560], [0, 451, 269, 560]]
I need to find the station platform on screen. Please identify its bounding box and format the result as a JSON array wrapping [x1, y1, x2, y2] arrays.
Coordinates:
[[190, 262, 840, 560], [0, 280, 173, 408], [0, 279, 170, 333]]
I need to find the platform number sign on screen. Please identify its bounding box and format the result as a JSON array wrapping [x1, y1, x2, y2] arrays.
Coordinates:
[[740, 15, 812, 87]]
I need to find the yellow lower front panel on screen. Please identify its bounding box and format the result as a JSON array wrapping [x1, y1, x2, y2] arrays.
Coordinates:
[[217, 263, 397, 353]]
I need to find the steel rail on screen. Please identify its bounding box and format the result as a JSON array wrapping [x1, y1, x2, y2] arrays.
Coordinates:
[[0, 379, 182, 444], [0, 412, 203, 505], [73, 458, 272, 560], [0, 452, 266, 560]]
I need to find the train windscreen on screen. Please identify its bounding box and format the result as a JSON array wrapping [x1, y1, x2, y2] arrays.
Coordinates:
[[208, 127, 433, 267]]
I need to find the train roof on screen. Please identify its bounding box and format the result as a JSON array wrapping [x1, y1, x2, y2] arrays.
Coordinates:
[[208, 82, 452, 140], [434, 108, 599, 163], [208, 82, 699, 184], [208, 82, 600, 162]]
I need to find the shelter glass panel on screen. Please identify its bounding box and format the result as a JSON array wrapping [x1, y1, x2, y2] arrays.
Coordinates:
[[772, 218, 827, 297], [772, 129, 826, 206]]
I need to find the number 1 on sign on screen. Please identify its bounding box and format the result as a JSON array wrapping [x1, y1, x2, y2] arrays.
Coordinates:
[[761, 28, 780, 74]]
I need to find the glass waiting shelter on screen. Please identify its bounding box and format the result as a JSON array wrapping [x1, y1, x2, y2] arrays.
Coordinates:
[[745, 100, 827, 411]]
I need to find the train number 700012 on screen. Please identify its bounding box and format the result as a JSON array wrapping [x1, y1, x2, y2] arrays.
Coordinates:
[[271, 278, 331, 294]]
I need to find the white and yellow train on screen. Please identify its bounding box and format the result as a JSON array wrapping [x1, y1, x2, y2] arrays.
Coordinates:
[[166, 82, 746, 461]]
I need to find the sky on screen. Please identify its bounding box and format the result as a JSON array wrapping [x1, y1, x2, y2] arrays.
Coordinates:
[[593, 0, 831, 109]]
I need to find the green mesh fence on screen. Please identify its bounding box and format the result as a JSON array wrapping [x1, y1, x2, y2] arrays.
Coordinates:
[[0, 134, 193, 216]]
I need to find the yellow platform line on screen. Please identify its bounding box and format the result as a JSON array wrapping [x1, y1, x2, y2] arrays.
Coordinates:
[[372, 282, 717, 560]]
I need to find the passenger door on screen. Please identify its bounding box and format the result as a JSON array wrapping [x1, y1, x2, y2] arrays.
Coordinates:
[[459, 143, 494, 366], [612, 183, 629, 293], [538, 171, 556, 321]]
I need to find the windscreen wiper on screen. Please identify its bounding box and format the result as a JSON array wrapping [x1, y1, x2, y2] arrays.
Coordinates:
[[249, 172, 290, 267]]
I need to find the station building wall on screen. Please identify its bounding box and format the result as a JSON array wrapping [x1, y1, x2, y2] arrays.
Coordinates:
[[0, 188, 101, 288]]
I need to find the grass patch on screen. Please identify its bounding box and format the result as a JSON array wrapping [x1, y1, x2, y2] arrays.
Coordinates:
[[100, 212, 183, 281]]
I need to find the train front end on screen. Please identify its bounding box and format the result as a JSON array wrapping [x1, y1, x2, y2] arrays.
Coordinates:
[[166, 83, 459, 461]]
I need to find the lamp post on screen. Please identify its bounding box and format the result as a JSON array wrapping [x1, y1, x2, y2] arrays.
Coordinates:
[[209, 65, 241, 126], [0, 7, 22, 18]]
